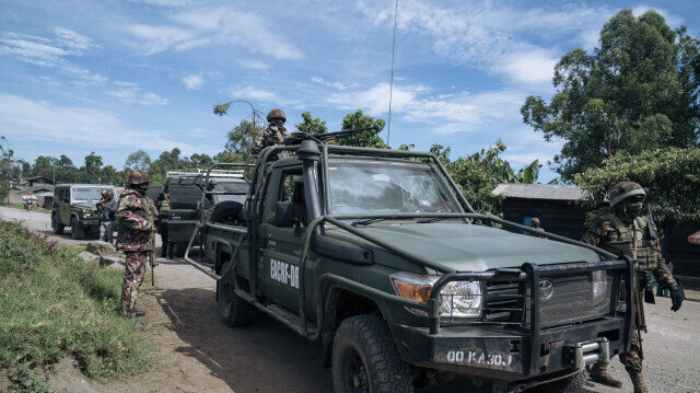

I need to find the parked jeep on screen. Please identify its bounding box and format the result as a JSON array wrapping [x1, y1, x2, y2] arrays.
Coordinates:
[[158, 172, 205, 258], [52, 184, 115, 240], [185, 133, 633, 393]]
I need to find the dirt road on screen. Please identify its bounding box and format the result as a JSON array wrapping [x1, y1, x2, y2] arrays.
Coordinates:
[[2, 206, 699, 393]]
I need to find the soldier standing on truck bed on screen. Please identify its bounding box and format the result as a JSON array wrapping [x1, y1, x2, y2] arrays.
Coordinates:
[[251, 108, 287, 155], [117, 171, 159, 318], [583, 181, 685, 393]]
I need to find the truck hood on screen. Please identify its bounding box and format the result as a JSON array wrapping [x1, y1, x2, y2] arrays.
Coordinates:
[[354, 222, 600, 271]]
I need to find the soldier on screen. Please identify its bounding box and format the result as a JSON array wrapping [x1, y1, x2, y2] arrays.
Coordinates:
[[583, 181, 684, 393], [252, 108, 287, 155], [116, 171, 158, 318], [98, 190, 117, 243]]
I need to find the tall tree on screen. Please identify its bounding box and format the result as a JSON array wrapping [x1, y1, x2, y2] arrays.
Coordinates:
[[447, 142, 517, 213], [338, 110, 387, 148], [83, 152, 103, 182], [521, 10, 700, 179], [225, 120, 263, 159], [124, 150, 152, 172], [295, 112, 328, 135]]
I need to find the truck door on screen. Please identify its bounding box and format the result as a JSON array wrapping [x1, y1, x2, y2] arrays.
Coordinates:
[[59, 187, 71, 224], [259, 166, 306, 314]]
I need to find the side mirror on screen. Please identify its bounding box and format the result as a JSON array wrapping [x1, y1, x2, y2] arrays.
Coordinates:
[[273, 201, 292, 227]]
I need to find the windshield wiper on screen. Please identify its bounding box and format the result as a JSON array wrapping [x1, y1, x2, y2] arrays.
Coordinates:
[[351, 218, 387, 227]]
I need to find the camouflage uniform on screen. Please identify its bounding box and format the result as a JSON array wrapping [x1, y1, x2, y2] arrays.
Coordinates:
[[584, 182, 684, 393], [252, 108, 287, 155], [117, 171, 158, 317]]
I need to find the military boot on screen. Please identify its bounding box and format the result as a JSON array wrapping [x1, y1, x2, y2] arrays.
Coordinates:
[[630, 370, 649, 393], [122, 307, 146, 318], [589, 363, 622, 388]]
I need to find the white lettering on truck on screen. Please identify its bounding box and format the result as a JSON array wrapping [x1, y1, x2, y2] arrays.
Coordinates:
[[270, 258, 299, 289]]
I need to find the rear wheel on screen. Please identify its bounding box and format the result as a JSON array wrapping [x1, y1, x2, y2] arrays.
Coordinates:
[[332, 314, 414, 393], [52, 214, 64, 235], [71, 217, 84, 240], [216, 278, 253, 327]]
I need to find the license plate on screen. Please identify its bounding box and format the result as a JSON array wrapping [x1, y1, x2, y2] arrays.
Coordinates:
[[436, 350, 518, 370]]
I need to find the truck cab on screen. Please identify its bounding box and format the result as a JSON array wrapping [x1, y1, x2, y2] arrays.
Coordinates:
[[187, 137, 633, 393]]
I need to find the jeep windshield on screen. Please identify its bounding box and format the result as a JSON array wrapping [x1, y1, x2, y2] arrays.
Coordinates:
[[71, 187, 110, 205], [327, 159, 461, 216]]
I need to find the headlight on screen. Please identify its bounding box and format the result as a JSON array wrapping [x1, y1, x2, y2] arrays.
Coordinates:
[[593, 270, 609, 302], [390, 272, 483, 319], [439, 280, 483, 319], [592, 270, 609, 301]]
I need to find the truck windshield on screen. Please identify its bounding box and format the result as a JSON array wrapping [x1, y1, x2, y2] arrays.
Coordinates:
[[72, 187, 109, 204], [327, 159, 461, 215]]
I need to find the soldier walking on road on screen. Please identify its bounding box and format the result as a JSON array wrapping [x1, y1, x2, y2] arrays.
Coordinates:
[[583, 181, 685, 393], [99, 190, 117, 244], [117, 171, 159, 318], [252, 108, 287, 155]]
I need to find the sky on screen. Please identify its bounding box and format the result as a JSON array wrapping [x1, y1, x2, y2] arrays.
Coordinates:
[[1, 0, 699, 182]]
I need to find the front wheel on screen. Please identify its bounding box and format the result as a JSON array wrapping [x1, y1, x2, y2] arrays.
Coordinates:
[[534, 370, 586, 393], [52, 214, 64, 235], [71, 217, 84, 240], [332, 314, 414, 393]]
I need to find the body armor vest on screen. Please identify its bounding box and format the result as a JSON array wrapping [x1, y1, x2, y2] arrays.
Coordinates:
[[602, 216, 661, 273]]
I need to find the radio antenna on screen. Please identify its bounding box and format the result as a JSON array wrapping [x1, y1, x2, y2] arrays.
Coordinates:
[[386, 0, 399, 146]]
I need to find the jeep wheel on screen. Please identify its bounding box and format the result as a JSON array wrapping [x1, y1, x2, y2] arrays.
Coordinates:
[[216, 278, 252, 327], [534, 370, 585, 393], [70, 217, 84, 240], [52, 214, 64, 235], [332, 315, 413, 393]]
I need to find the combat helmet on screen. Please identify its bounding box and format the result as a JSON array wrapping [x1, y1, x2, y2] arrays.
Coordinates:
[[127, 171, 150, 186], [608, 181, 646, 207], [267, 108, 287, 122]]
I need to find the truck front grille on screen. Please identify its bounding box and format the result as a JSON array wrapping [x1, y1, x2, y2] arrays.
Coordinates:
[[530, 274, 611, 328], [485, 282, 525, 324]]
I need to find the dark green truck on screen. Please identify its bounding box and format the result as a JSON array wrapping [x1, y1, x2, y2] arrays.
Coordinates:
[[185, 137, 633, 393]]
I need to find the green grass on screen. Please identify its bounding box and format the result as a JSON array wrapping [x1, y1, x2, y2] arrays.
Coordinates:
[[0, 221, 151, 391]]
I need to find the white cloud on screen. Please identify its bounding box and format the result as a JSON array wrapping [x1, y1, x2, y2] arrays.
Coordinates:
[[238, 59, 271, 70], [181, 73, 203, 90], [493, 48, 558, 86], [230, 86, 283, 103], [357, 1, 683, 88], [125, 24, 204, 55], [52, 27, 97, 52], [129, 0, 191, 7], [0, 32, 69, 66], [328, 82, 425, 116], [126, 6, 303, 60], [107, 83, 168, 105], [311, 76, 354, 91], [328, 82, 526, 135], [0, 94, 185, 151]]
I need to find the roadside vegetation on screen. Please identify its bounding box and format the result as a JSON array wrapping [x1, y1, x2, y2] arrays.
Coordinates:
[[0, 221, 150, 391]]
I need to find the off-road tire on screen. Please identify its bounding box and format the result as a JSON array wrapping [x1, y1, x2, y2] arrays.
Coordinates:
[[332, 314, 414, 393], [535, 370, 585, 393], [71, 217, 84, 240], [52, 214, 64, 235], [216, 278, 253, 327]]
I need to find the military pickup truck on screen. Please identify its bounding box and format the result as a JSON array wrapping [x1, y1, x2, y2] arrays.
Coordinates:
[[52, 184, 115, 240], [184, 134, 633, 393]]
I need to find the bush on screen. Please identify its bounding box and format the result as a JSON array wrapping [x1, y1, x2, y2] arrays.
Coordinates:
[[575, 148, 700, 222], [0, 221, 150, 386]]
